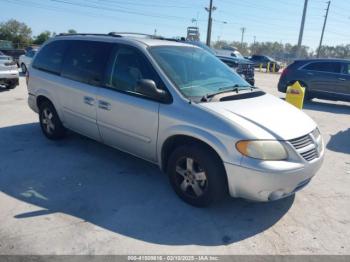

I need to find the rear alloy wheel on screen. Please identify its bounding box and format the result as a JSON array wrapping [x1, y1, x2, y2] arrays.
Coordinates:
[[167, 145, 227, 207], [21, 63, 27, 74], [39, 101, 66, 140]]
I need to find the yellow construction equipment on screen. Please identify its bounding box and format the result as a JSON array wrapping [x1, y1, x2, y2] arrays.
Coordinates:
[[285, 81, 305, 109]]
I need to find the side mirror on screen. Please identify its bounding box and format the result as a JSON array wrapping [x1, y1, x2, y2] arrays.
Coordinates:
[[136, 79, 170, 102]]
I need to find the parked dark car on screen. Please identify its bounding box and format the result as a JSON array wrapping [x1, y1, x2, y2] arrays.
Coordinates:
[[278, 59, 350, 102], [185, 41, 255, 86], [216, 55, 255, 86], [0, 40, 26, 66], [250, 55, 281, 72]]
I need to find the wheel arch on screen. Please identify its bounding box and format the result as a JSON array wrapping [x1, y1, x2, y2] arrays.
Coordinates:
[[289, 80, 308, 87], [35, 93, 65, 120], [36, 95, 52, 109], [160, 133, 227, 173]]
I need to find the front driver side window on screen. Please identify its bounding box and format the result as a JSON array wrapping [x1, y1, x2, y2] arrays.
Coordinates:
[[107, 46, 163, 95]]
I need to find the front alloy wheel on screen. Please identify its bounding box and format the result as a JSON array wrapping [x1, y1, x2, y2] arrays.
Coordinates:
[[175, 157, 208, 198], [167, 145, 228, 207], [21, 63, 27, 74]]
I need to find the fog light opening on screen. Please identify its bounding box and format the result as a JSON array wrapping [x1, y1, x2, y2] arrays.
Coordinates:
[[268, 190, 286, 201]]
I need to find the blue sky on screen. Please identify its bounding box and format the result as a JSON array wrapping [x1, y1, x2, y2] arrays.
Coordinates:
[[1, 0, 349, 51]]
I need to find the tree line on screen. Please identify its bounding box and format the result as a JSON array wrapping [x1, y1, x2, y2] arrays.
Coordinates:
[[1, 19, 349, 62], [213, 39, 349, 63], [0, 19, 76, 48]]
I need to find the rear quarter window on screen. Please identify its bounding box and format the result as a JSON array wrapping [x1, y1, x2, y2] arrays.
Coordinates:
[[32, 40, 67, 74]]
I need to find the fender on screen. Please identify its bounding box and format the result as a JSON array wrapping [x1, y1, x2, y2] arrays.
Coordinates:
[[157, 124, 233, 169], [34, 88, 65, 123]]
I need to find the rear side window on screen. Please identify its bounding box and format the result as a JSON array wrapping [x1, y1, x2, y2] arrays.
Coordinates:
[[32, 41, 67, 74], [61, 40, 113, 86], [304, 62, 341, 73]]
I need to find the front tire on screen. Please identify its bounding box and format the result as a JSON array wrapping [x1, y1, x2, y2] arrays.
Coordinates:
[[39, 101, 66, 140], [167, 144, 228, 207], [21, 63, 27, 74]]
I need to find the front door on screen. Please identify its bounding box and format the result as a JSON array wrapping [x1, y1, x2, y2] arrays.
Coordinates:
[[97, 45, 164, 162]]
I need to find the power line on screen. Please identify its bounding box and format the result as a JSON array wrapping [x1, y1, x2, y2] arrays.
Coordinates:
[[49, 0, 189, 20], [1, 0, 185, 31]]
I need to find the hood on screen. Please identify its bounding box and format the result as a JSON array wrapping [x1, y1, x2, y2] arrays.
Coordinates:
[[200, 93, 316, 140]]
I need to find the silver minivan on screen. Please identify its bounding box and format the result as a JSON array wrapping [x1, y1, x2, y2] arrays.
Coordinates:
[[27, 33, 324, 207]]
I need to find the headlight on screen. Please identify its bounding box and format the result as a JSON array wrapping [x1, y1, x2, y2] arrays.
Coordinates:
[[236, 140, 288, 160]]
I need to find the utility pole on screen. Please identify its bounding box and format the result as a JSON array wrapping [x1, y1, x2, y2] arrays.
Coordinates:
[[205, 0, 216, 47], [240, 27, 246, 48], [317, 1, 331, 58], [297, 0, 309, 58], [253, 36, 256, 54]]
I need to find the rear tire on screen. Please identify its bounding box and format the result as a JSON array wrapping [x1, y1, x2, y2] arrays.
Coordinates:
[[39, 101, 66, 140], [289, 81, 312, 101], [298, 81, 312, 101], [167, 144, 228, 207]]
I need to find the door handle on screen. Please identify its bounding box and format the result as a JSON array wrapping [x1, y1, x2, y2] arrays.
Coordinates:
[[84, 96, 95, 106], [307, 72, 314, 76], [338, 78, 346, 81], [98, 100, 111, 111]]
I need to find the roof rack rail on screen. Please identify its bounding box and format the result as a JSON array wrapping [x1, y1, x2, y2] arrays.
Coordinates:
[[108, 32, 158, 37], [56, 32, 186, 42], [107, 32, 181, 41], [57, 33, 121, 37]]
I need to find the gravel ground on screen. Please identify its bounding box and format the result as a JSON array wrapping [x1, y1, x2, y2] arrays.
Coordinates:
[[0, 72, 349, 255]]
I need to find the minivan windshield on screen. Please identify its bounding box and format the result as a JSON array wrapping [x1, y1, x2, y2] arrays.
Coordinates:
[[149, 46, 250, 99]]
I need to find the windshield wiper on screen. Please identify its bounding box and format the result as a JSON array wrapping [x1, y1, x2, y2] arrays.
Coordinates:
[[201, 84, 251, 102]]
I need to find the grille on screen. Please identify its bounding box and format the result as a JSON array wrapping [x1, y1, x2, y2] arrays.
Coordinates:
[[289, 134, 313, 149], [300, 148, 318, 161], [240, 64, 253, 70], [289, 131, 321, 162]]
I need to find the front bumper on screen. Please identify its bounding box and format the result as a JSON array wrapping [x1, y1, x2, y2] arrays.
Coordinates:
[[224, 152, 324, 202], [28, 93, 39, 113]]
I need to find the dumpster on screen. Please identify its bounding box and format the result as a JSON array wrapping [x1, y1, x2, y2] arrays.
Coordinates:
[[285, 81, 305, 109]]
